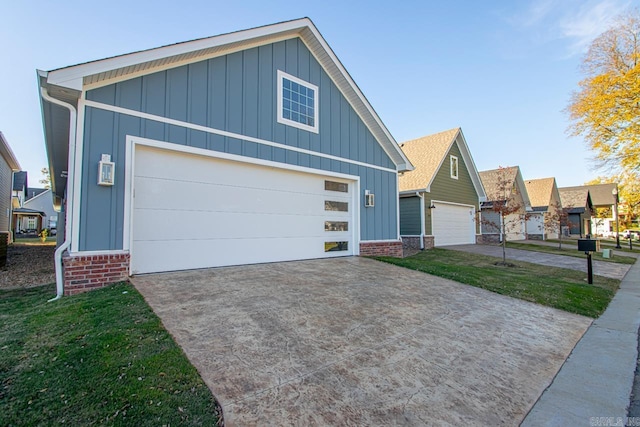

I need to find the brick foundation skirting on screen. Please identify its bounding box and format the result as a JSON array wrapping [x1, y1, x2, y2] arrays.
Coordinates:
[[477, 234, 500, 244], [63, 252, 130, 296], [401, 236, 435, 251], [359, 241, 403, 258]]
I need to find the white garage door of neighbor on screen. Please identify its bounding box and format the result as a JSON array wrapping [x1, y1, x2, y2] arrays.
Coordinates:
[[431, 202, 476, 246], [130, 145, 356, 274]]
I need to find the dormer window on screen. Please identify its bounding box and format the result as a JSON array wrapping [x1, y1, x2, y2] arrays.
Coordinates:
[[277, 70, 319, 133], [450, 155, 459, 179]]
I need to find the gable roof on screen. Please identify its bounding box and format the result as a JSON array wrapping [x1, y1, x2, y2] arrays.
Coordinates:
[[13, 171, 27, 191], [398, 128, 485, 199], [478, 166, 528, 204], [524, 177, 558, 210], [0, 132, 21, 171], [558, 187, 592, 212], [583, 183, 617, 206], [26, 188, 50, 202], [38, 18, 412, 198]]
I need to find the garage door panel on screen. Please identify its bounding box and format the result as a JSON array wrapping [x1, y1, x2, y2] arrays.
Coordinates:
[[432, 202, 475, 246], [133, 236, 350, 274], [134, 176, 335, 216], [131, 146, 356, 274], [136, 149, 349, 196], [133, 209, 336, 240]]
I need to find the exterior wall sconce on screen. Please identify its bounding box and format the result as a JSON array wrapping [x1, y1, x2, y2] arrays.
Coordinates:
[[98, 154, 115, 186], [428, 202, 436, 209], [364, 190, 375, 207]]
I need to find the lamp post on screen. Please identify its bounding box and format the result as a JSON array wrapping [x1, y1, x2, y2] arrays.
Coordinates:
[[612, 186, 621, 249]]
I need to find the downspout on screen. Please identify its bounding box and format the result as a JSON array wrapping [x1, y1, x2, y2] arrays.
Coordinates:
[[40, 88, 77, 302], [417, 191, 425, 250]]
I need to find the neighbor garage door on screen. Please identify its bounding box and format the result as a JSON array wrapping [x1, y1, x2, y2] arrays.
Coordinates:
[[431, 202, 476, 246], [130, 145, 356, 274]]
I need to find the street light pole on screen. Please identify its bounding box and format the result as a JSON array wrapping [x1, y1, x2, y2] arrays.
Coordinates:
[[613, 186, 621, 249]]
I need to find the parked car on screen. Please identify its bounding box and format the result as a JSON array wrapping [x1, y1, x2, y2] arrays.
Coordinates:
[[622, 230, 640, 240]]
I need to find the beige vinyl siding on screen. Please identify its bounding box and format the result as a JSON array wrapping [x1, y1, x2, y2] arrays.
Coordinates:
[[0, 159, 12, 232], [424, 142, 480, 235]]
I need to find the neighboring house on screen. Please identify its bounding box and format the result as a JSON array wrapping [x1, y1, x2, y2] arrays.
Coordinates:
[[583, 183, 618, 237], [479, 166, 532, 241], [38, 18, 413, 296], [12, 207, 46, 234], [523, 177, 562, 240], [0, 132, 21, 253], [558, 187, 594, 237], [12, 171, 27, 209], [398, 128, 486, 248], [24, 188, 58, 230]]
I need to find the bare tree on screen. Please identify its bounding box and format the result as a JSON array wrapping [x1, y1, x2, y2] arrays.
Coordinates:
[[544, 201, 574, 250], [479, 167, 530, 264]]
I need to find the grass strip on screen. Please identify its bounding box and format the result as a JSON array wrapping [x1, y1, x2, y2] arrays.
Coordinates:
[[0, 283, 221, 426], [374, 248, 620, 318]]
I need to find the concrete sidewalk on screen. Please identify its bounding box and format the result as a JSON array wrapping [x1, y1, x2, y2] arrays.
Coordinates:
[[521, 259, 640, 426]]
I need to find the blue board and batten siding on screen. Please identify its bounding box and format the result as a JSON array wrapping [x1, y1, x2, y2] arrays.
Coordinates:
[[79, 37, 398, 251]]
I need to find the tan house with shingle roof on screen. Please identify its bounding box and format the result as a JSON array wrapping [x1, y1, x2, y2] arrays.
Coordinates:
[[524, 177, 562, 240], [398, 128, 486, 248], [478, 166, 531, 241]]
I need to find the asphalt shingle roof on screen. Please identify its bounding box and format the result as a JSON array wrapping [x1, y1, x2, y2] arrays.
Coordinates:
[[478, 167, 519, 202], [398, 128, 460, 192], [12, 171, 27, 191], [524, 178, 556, 209], [558, 187, 590, 209]]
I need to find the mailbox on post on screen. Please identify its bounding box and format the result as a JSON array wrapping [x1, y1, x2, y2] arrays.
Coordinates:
[[578, 239, 598, 253], [577, 238, 598, 284]]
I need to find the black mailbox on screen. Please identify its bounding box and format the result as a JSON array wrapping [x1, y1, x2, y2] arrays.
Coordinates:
[[578, 239, 597, 252]]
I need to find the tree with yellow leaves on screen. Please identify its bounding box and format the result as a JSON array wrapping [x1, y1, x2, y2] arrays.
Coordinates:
[[567, 10, 640, 172]]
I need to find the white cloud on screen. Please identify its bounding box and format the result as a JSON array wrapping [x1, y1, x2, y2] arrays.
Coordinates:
[[504, 0, 632, 57], [558, 0, 632, 55]]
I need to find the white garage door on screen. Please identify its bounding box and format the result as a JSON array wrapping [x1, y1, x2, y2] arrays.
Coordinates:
[[130, 145, 356, 274], [431, 202, 476, 246]]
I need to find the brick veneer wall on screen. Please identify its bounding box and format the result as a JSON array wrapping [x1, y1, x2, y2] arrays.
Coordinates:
[[359, 241, 403, 258], [401, 236, 435, 251], [477, 234, 500, 244], [63, 252, 130, 296]]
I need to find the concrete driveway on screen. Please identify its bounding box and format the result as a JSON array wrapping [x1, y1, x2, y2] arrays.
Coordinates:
[[448, 244, 631, 280], [132, 257, 592, 426]]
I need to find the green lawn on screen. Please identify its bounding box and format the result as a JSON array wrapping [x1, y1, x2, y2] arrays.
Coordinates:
[[13, 237, 57, 245], [374, 248, 620, 318], [505, 241, 637, 264], [0, 283, 221, 426]]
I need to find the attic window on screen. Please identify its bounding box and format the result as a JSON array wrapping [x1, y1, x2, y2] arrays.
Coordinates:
[[450, 155, 459, 179], [277, 70, 318, 133]]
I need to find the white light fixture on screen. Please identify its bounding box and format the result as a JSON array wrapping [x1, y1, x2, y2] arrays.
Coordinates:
[[364, 190, 375, 207], [98, 154, 115, 186]]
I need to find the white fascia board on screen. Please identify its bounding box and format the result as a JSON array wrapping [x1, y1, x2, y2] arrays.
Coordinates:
[[303, 23, 413, 172], [0, 131, 21, 170], [45, 19, 313, 91]]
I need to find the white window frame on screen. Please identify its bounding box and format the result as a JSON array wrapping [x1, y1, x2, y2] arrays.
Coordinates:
[[450, 155, 459, 180], [277, 70, 319, 134]]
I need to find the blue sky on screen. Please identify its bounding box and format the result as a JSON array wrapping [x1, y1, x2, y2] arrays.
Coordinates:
[[0, 0, 634, 188]]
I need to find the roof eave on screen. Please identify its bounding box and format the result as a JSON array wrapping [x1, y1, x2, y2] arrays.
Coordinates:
[[41, 18, 411, 172], [0, 132, 21, 171]]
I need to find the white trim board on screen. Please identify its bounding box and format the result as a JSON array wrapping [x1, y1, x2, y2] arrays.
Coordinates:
[[84, 99, 397, 174], [123, 135, 362, 253]]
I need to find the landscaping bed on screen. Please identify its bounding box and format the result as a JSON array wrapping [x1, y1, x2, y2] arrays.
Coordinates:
[[0, 244, 56, 290]]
